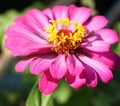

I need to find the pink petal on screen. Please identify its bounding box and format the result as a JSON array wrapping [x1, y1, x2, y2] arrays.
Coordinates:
[[80, 56, 113, 83], [66, 54, 84, 76], [50, 54, 67, 79], [83, 64, 97, 87], [85, 16, 108, 32], [15, 57, 33, 72], [97, 29, 119, 44], [14, 16, 40, 34], [42, 8, 53, 19], [68, 6, 92, 24], [5, 37, 52, 56], [6, 25, 47, 44], [5, 25, 52, 56], [81, 40, 110, 52], [52, 6, 68, 19], [39, 71, 58, 95], [25, 9, 49, 40], [65, 72, 86, 89], [15, 16, 25, 24], [67, 4, 76, 15], [30, 54, 56, 75]]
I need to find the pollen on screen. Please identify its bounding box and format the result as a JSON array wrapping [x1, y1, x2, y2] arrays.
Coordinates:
[[45, 18, 86, 54]]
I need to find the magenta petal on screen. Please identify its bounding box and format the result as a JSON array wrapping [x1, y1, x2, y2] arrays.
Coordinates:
[[50, 54, 67, 79], [92, 52, 120, 70], [101, 52, 120, 70], [66, 54, 83, 76], [15, 57, 33, 72], [97, 29, 119, 44], [80, 56, 113, 83], [68, 6, 92, 24], [86, 16, 108, 32], [39, 71, 58, 95], [30, 54, 56, 75], [83, 64, 97, 87], [52, 6, 68, 19], [65, 72, 86, 89]]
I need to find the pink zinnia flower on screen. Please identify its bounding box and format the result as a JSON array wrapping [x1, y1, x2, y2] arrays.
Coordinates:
[[5, 5, 120, 94]]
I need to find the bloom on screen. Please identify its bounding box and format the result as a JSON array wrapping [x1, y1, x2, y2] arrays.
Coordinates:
[[5, 5, 120, 94]]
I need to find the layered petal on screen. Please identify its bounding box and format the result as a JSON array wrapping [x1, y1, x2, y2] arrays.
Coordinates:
[[50, 54, 67, 79], [65, 72, 86, 89], [39, 71, 58, 95], [68, 5, 92, 24], [30, 54, 56, 75], [80, 56, 113, 83], [66, 54, 84, 76], [85, 16, 108, 32]]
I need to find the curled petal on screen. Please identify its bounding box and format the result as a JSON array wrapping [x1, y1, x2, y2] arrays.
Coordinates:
[[39, 71, 58, 95], [50, 54, 67, 79]]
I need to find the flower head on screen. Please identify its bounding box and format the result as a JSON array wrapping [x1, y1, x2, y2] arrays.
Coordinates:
[[5, 5, 120, 94]]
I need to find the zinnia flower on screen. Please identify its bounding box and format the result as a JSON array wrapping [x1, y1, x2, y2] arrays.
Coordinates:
[[5, 5, 120, 94]]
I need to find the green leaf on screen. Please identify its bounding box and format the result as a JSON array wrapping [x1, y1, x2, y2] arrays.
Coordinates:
[[114, 22, 120, 35], [26, 78, 41, 106], [111, 21, 120, 55]]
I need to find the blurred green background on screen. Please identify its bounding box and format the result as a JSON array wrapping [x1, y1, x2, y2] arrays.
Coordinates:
[[0, 0, 120, 106]]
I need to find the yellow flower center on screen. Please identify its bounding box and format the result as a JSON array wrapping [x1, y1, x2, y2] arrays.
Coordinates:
[[45, 18, 86, 55]]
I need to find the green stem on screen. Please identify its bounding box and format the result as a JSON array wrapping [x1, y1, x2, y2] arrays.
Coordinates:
[[41, 93, 53, 106], [26, 77, 40, 106]]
